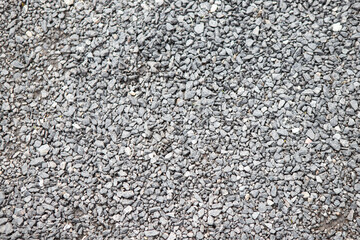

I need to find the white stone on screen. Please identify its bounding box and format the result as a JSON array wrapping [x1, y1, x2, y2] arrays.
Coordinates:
[[332, 22, 342, 32], [302, 192, 310, 198], [292, 128, 300, 134], [155, 0, 164, 6], [64, 0, 74, 6], [112, 214, 121, 221], [38, 144, 50, 156], [194, 23, 204, 34], [26, 31, 33, 38], [210, 4, 218, 12], [252, 26, 260, 36], [167, 232, 177, 240], [124, 206, 133, 214], [125, 147, 132, 156]]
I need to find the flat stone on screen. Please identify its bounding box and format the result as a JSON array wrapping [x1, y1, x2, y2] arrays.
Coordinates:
[[252, 26, 260, 36], [0, 222, 13, 235], [121, 191, 134, 198], [347, 210, 354, 221], [0, 218, 7, 225], [258, 203, 267, 213], [11, 60, 25, 69], [277, 129, 288, 136], [202, 87, 214, 98], [94, 140, 105, 148], [185, 90, 196, 100], [350, 100, 358, 110], [2, 102, 10, 111], [167, 232, 177, 240], [329, 140, 341, 151], [30, 157, 44, 166], [209, 209, 221, 217], [144, 230, 159, 237]]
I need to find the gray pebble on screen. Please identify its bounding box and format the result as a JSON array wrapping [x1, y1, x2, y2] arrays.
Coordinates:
[[37, 144, 50, 156], [0, 192, 4, 204], [194, 23, 204, 34], [329, 140, 341, 151], [350, 100, 358, 110], [30, 157, 44, 166], [277, 129, 288, 136], [0, 222, 13, 235], [144, 230, 159, 237], [11, 60, 25, 69]]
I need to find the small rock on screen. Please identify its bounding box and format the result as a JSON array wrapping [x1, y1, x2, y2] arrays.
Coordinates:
[[210, 4, 218, 12], [196, 231, 204, 239], [252, 26, 260, 36], [332, 22, 342, 32], [145, 230, 159, 237], [329, 140, 341, 151], [0, 218, 7, 225], [207, 215, 214, 225], [277, 129, 288, 136], [2, 102, 10, 111], [0, 192, 4, 204], [347, 210, 354, 221], [125, 147, 132, 156], [12, 60, 25, 69], [64, 106, 76, 117], [209, 209, 221, 217], [121, 191, 134, 198], [185, 90, 196, 100], [352, 3, 360, 10], [194, 23, 204, 34], [334, 188, 342, 194], [270, 186, 277, 197], [0, 222, 13, 235], [253, 109, 263, 117], [112, 214, 121, 221], [306, 129, 315, 139], [30, 157, 44, 166], [302, 192, 310, 198], [37, 144, 50, 156], [124, 206, 133, 214], [94, 140, 105, 148], [155, 0, 164, 6], [209, 20, 217, 27], [258, 203, 267, 213], [202, 87, 214, 98], [292, 128, 300, 134], [350, 100, 358, 110], [64, 0, 74, 6], [167, 232, 177, 240], [354, 184, 360, 192], [245, 39, 254, 47]]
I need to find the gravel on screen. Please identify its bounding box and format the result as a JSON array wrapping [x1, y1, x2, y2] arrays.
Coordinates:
[[1, 0, 360, 239]]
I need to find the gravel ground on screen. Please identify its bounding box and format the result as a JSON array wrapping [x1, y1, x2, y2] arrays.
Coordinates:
[[1, 0, 360, 239]]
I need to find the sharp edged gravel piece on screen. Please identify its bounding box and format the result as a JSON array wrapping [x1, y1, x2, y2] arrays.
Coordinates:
[[0, 0, 360, 239]]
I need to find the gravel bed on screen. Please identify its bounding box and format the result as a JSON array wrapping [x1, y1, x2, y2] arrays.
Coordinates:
[[1, 0, 360, 239]]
